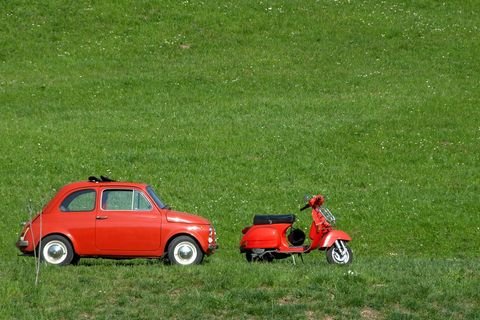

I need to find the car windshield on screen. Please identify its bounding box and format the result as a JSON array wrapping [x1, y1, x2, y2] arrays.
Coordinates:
[[146, 186, 168, 209]]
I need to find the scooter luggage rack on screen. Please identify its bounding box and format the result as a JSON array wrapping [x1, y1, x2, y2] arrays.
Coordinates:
[[319, 207, 336, 225]]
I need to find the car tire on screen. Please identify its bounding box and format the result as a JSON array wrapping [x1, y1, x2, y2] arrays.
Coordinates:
[[167, 236, 204, 266], [40, 235, 75, 266], [71, 254, 81, 265]]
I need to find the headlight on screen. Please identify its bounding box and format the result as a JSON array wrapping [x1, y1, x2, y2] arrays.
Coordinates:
[[208, 226, 216, 243]]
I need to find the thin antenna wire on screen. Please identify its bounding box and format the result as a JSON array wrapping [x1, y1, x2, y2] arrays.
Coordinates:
[[28, 199, 42, 286], [35, 207, 42, 286]]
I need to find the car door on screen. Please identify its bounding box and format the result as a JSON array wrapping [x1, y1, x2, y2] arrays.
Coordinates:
[[58, 188, 97, 253], [95, 188, 162, 252]]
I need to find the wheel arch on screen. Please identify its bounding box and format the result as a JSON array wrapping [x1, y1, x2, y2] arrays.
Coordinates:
[[36, 232, 76, 253], [164, 233, 205, 256]]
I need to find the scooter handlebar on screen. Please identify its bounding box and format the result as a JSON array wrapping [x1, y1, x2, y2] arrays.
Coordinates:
[[300, 204, 310, 211]]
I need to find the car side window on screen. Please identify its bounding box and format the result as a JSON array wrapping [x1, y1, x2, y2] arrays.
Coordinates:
[[133, 190, 152, 210], [102, 189, 152, 211], [60, 189, 96, 212]]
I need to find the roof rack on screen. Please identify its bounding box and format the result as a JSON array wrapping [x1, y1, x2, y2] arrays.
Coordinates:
[[88, 176, 116, 183]]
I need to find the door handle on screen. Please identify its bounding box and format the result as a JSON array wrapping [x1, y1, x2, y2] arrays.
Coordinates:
[[96, 215, 109, 220]]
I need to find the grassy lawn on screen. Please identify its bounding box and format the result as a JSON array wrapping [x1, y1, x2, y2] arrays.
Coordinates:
[[2, 256, 479, 319], [1, 1, 479, 319]]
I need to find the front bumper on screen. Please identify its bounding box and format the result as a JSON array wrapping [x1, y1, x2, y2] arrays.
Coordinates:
[[207, 243, 218, 254]]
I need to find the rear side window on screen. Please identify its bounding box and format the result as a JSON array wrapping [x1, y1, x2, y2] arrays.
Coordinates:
[[102, 189, 152, 211], [60, 189, 96, 212]]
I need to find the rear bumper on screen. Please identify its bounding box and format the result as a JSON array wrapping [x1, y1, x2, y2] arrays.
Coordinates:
[[18, 252, 34, 257], [16, 239, 29, 249]]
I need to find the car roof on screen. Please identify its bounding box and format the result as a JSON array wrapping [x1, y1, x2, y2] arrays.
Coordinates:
[[42, 179, 151, 213], [61, 179, 148, 191]]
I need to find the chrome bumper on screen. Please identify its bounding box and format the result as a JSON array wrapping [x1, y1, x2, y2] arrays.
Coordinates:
[[208, 243, 218, 252], [16, 239, 29, 248]]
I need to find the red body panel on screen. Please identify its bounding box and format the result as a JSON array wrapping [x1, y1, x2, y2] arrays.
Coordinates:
[[16, 180, 217, 259], [95, 209, 162, 252], [240, 224, 289, 249]]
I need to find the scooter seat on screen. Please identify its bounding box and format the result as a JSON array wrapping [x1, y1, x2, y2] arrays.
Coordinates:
[[253, 214, 296, 225]]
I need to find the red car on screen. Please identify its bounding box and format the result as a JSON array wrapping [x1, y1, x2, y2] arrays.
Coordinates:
[[16, 176, 217, 266]]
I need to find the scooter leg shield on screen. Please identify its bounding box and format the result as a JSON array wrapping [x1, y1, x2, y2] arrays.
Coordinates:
[[320, 230, 352, 248]]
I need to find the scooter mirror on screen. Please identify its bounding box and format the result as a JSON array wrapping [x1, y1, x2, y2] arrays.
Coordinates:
[[300, 194, 314, 210], [303, 194, 313, 202]]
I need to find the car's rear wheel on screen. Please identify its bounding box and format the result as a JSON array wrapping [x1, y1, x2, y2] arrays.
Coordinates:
[[167, 236, 204, 265], [40, 235, 74, 266]]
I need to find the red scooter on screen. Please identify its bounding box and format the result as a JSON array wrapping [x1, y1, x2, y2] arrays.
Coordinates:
[[240, 194, 353, 264]]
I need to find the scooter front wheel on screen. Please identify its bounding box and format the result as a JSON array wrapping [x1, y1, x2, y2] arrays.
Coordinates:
[[326, 240, 353, 264]]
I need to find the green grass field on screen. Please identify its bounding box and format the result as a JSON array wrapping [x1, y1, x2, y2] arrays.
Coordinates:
[[1, 1, 479, 319]]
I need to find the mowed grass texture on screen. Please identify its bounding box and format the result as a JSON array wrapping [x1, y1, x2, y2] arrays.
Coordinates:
[[1, 1, 479, 319]]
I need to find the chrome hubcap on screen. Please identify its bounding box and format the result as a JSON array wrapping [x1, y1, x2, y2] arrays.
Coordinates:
[[179, 245, 193, 260], [174, 241, 197, 265], [48, 244, 64, 259], [43, 241, 67, 264]]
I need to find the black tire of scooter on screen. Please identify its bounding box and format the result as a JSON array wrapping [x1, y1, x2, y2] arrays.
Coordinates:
[[245, 251, 253, 262], [245, 250, 273, 263], [326, 243, 353, 265]]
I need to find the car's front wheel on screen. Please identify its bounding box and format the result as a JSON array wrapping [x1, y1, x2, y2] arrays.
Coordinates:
[[40, 235, 74, 266], [167, 236, 204, 266]]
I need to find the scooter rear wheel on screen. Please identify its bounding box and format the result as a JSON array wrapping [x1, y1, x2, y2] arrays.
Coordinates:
[[245, 249, 273, 263], [245, 251, 254, 262]]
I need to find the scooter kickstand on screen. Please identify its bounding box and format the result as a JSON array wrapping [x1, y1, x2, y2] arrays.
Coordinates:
[[292, 254, 296, 265], [299, 254, 304, 264]]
